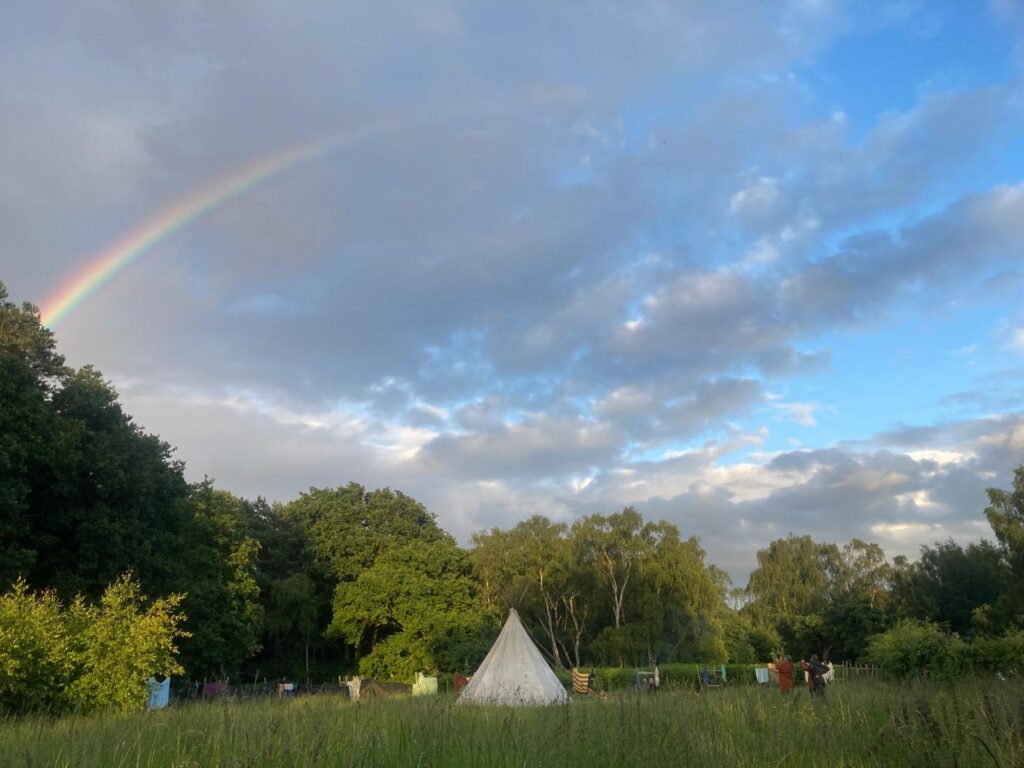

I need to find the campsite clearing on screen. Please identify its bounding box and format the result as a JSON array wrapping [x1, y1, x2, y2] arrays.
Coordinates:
[[1, 678, 1021, 767]]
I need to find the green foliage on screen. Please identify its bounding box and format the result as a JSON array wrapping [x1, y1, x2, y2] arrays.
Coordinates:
[[0, 284, 68, 586], [985, 466, 1024, 626], [0, 580, 75, 713], [283, 484, 448, 583], [865, 619, 965, 679], [891, 539, 1006, 636], [330, 540, 486, 679], [0, 575, 186, 715], [745, 534, 895, 660], [963, 630, 1024, 675], [63, 575, 187, 712], [174, 482, 263, 676]]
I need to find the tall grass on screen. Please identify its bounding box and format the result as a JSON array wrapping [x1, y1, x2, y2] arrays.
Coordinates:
[[1, 678, 1020, 767]]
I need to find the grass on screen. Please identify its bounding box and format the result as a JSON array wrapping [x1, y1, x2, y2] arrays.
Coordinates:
[[1, 678, 1021, 767]]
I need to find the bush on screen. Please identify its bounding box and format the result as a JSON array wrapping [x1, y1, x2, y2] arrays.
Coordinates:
[[0, 582, 76, 713], [864, 619, 965, 679], [964, 631, 1024, 675], [0, 575, 187, 715]]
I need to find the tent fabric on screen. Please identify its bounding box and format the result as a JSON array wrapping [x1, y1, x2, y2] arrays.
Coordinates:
[[755, 667, 770, 684], [412, 672, 438, 696], [360, 679, 395, 698], [458, 609, 568, 707], [147, 677, 170, 710]]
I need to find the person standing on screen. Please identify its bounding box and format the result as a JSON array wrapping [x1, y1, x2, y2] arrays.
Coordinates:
[[801, 655, 828, 698], [775, 655, 795, 695]]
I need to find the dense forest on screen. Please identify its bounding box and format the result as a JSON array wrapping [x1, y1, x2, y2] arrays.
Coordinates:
[[3, 280, 1024, 693]]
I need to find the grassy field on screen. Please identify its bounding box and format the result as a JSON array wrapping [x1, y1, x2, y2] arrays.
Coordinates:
[[1, 678, 1020, 767]]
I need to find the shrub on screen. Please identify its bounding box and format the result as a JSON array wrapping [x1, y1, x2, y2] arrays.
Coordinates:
[[864, 619, 965, 679], [0, 575, 187, 715], [0, 581, 76, 713], [964, 630, 1024, 675]]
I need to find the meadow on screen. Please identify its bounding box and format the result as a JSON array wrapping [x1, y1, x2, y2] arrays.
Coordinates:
[[1, 678, 1020, 768]]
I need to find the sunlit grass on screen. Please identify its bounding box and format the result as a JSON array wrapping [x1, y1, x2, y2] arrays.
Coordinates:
[[1, 678, 1020, 767]]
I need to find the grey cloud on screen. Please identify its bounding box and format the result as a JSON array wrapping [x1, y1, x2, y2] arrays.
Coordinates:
[[3, 0, 1024, 586], [417, 410, 623, 481]]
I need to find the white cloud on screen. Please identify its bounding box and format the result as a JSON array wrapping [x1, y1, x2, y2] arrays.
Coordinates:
[[775, 401, 820, 426], [1008, 327, 1024, 352], [730, 176, 780, 218]]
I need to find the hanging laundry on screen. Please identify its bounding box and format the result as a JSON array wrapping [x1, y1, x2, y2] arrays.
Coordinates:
[[412, 672, 438, 696], [147, 677, 170, 710]]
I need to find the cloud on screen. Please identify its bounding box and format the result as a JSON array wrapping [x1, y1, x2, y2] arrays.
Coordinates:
[[2, 0, 1023, 585], [1009, 327, 1024, 352], [775, 401, 821, 426]]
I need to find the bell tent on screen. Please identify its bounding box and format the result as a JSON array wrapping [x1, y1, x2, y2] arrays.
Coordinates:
[[458, 608, 568, 706]]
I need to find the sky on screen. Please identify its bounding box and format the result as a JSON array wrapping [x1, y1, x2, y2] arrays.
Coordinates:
[[3, 0, 1024, 584]]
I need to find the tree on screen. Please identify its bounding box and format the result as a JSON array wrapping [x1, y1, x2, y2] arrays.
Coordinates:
[[0, 282, 67, 586], [245, 498, 332, 679], [985, 465, 1024, 627], [328, 539, 485, 678], [36, 366, 189, 599], [471, 516, 574, 667], [890, 540, 1006, 636], [283, 484, 447, 582], [173, 482, 262, 676], [745, 534, 894, 660], [572, 507, 658, 629], [745, 535, 832, 628]]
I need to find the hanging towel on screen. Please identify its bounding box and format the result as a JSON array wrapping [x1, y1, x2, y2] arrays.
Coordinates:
[[412, 672, 439, 696], [147, 677, 170, 710]]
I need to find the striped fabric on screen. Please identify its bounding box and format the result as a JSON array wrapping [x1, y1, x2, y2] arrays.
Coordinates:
[[571, 668, 591, 695]]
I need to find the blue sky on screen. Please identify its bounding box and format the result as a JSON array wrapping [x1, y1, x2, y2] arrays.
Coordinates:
[[3, 0, 1024, 581]]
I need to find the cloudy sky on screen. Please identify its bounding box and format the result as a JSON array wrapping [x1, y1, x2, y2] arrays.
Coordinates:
[[4, 1, 1024, 582]]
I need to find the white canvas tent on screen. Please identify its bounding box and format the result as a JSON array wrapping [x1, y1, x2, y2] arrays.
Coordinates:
[[458, 608, 568, 706]]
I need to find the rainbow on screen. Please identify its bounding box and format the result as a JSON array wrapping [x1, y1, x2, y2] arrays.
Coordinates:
[[40, 138, 337, 329]]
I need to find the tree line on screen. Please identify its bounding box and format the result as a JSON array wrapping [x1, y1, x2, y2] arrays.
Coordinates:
[[2, 280, 1024, 712]]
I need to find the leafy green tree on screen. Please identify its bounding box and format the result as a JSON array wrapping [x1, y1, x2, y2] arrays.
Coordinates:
[[284, 484, 447, 583], [890, 540, 1006, 636], [285, 484, 456, 672], [0, 283, 67, 585], [36, 366, 189, 599], [329, 539, 485, 678], [985, 466, 1024, 627], [745, 535, 832, 627], [746, 535, 893, 659], [173, 482, 262, 676], [572, 507, 660, 629], [471, 516, 575, 667], [245, 497, 335, 678]]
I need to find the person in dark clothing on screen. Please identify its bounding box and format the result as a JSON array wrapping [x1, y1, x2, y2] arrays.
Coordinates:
[[800, 654, 828, 698]]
